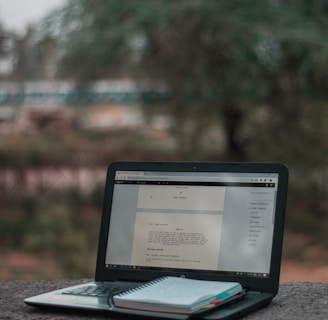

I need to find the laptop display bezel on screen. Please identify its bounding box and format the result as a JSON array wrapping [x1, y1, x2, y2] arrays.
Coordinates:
[[95, 161, 288, 296]]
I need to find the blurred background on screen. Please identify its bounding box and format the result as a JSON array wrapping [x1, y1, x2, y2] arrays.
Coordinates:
[[0, 0, 327, 282]]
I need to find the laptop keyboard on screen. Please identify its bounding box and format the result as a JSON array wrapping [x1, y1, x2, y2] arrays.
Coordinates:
[[62, 284, 126, 297]]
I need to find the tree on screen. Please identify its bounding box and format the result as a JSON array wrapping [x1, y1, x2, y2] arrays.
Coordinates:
[[137, 2, 267, 159], [43, 0, 328, 161]]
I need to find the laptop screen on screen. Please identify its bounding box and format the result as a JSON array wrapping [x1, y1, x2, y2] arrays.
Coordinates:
[[105, 170, 279, 279]]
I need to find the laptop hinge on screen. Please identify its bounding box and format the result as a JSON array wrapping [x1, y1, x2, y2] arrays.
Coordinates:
[[243, 287, 263, 294]]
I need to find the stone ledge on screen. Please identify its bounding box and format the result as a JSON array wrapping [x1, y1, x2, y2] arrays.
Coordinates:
[[1, 280, 327, 319]]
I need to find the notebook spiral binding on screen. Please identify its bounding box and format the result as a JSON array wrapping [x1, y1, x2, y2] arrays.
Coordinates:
[[115, 276, 169, 297]]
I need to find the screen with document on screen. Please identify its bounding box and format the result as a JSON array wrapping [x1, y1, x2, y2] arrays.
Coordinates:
[[105, 170, 279, 278]]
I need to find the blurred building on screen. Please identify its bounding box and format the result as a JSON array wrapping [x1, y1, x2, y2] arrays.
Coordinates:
[[13, 28, 57, 81], [0, 24, 170, 134], [0, 26, 15, 78], [0, 26, 57, 81]]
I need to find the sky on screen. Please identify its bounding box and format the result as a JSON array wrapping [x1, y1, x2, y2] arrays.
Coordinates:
[[0, 0, 67, 34]]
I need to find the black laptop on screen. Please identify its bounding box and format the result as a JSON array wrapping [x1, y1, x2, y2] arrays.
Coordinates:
[[25, 161, 288, 319]]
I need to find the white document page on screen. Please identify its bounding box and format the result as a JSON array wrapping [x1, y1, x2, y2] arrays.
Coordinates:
[[131, 212, 222, 270]]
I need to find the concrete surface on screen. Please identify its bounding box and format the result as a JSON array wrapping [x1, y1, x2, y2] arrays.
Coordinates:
[[0, 279, 327, 319]]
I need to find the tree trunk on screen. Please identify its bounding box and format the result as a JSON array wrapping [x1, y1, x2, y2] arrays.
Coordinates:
[[222, 106, 247, 161]]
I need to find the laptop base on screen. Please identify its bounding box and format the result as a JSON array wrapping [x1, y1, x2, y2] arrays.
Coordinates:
[[25, 282, 272, 320]]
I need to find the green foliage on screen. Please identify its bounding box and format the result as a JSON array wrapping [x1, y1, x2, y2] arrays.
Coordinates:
[[0, 186, 101, 278], [43, 0, 328, 161]]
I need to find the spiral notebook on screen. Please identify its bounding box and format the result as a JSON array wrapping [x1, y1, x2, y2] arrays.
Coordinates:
[[25, 161, 288, 320], [112, 276, 242, 314]]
